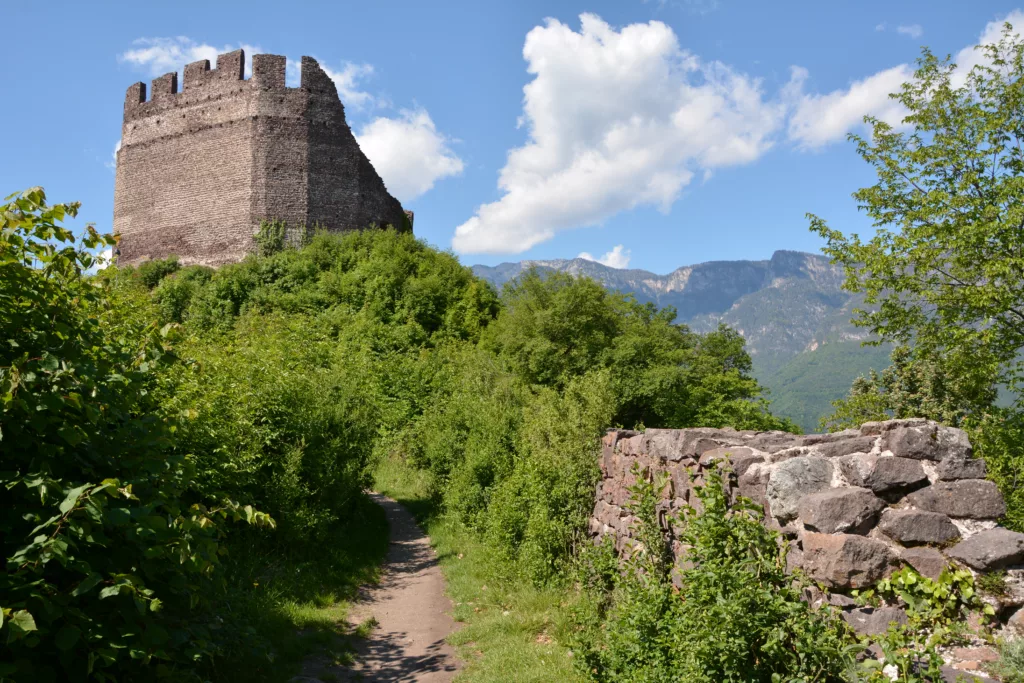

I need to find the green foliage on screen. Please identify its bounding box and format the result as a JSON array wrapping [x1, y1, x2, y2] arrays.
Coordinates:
[[0, 189, 270, 681], [857, 566, 994, 626], [254, 219, 287, 256], [134, 255, 181, 289], [576, 467, 852, 683], [853, 624, 945, 683], [994, 637, 1024, 683], [151, 265, 213, 324], [810, 26, 1024, 391], [813, 26, 1024, 528], [163, 312, 382, 541]]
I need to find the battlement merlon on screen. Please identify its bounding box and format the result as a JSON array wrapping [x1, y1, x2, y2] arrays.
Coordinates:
[[120, 50, 348, 117], [151, 72, 178, 101], [252, 53, 286, 88]]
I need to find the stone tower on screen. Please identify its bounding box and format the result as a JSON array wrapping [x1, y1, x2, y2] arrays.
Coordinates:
[[113, 49, 410, 267]]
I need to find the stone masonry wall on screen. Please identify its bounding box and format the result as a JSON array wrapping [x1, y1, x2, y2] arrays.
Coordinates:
[[113, 50, 409, 268], [590, 419, 1024, 653]]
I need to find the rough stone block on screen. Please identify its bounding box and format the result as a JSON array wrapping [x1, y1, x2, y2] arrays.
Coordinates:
[[837, 453, 928, 494], [878, 509, 960, 546], [906, 480, 1006, 519], [766, 456, 833, 524], [937, 455, 987, 481], [946, 528, 1024, 571], [800, 532, 898, 589], [798, 487, 885, 535], [880, 423, 941, 460], [812, 435, 877, 458]]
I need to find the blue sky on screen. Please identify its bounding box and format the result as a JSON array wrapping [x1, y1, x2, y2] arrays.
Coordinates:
[[3, 1, 1021, 273]]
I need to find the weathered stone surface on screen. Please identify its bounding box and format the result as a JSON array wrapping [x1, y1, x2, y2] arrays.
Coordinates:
[[1006, 606, 1024, 635], [737, 462, 770, 510], [765, 457, 833, 523], [813, 435, 877, 458], [837, 453, 928, 494], [940, 667, 995, 683], [880, 423, 941, 460], [801, 532, 898, 589], [900, 546, 948, 580], [841, 606, 908, 635], [946, 528, 1024, 571], [698, 447, 763, 477], [937, 455, 987, 481], [798, 488, 885, 535], [878, 509, 960, 546], [906, 480, 1006, 519]]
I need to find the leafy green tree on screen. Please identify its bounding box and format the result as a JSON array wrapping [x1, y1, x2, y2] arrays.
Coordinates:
[[482, 270, 793, 431], [0, 189, 270, 681], [810, 25, 1024, 402], [813, 26, 1024, 528]]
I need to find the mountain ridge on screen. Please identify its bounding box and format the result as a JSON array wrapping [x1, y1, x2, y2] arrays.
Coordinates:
[[471, 250, 889, 431]]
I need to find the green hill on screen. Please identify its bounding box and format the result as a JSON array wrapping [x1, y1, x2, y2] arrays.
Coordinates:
[[759, 341, 893, 432]]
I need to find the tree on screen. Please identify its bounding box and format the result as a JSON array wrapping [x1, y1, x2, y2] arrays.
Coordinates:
[[811, 24, 1024, 409], [813, 26, 1024, 529]]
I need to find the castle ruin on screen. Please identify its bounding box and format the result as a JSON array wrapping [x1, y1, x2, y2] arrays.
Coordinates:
[[114, 49, 410, 267]]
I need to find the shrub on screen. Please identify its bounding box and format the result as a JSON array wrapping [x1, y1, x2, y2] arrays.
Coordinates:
[[575, 466, 852, 682], [134, 255, 180, 289], [0, 189, 270, 681]]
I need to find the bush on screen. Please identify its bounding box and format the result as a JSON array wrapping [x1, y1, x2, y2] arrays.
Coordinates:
[[575, 467, 852, 682], [134, 255, 181, 289], [0, 189, 269, 681]]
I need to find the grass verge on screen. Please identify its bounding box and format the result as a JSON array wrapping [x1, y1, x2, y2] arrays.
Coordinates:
[[373, 454, 586, 683], [205, 494, 390, 682]]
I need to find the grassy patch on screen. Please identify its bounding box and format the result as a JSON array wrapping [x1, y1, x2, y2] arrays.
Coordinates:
[[374, 454, 586, 683], [205, 495, 390, 682]]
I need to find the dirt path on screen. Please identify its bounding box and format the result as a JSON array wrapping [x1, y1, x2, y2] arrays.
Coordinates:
[[296, 493, 461, 682]]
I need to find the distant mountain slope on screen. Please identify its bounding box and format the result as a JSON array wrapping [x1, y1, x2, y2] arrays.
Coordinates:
[[472, 251, 890, 430]]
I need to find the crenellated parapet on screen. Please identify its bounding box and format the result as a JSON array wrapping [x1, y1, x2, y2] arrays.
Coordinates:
[[113, 48, 408, 267]]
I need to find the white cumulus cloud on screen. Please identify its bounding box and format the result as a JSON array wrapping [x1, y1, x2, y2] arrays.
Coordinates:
[[578, 244, 631, 269], [356, 108, 464, 202], [452, 13, 794, 254], [786, 64, 913, 149]]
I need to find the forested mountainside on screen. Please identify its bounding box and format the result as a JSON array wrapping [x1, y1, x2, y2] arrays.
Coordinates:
[[472, 250, 890, 430]]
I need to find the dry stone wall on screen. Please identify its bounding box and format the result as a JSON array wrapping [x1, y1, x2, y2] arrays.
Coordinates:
[[590, 419, 1024, 644], [114, 50, 409, 267]]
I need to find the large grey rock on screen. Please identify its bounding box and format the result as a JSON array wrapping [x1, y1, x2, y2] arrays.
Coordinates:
[[946, 528, 1024, 571], [841, 606, 908, 635], [900, 546, 948, 580], [813, 435, 877, 458], [798, 487, 885, 535], [766, 457, 833, 523], [837, 453, 928, 494], [937, 455, 987, 481], [906, 480, 1006, 519], [878, 509, 960, 546], [801, 532, 898, 589], [881, 423, 941, 460], [880, 422, 972, 461]]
